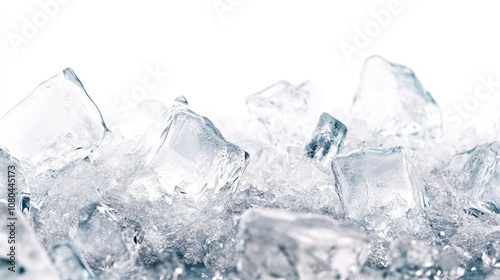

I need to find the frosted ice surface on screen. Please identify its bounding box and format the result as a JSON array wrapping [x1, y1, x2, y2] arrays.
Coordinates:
[[50, 244, 96, 280], [0, 201, 59, 279], [236, 209, 370, 280], [351, 56, 441, 148], [332, 146, 427, 231], [138, 97, 249, 200], [459, 141, 500, 214], [305, 112, 347, 165], [0, 68, 111, 173]]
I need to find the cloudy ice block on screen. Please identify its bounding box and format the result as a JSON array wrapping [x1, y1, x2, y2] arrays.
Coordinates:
[[72, 203, 141, 272], [351, 56, 441, 148], [332, 146, 427, 224], [305, 112, 347, 164], [459, 141, 500, 214], [0, 68, 111, 173], [236, 209, 370, 280], [50, 244, 96, 280], [138, 97, 249, 200], [0, 201, 59, 279]]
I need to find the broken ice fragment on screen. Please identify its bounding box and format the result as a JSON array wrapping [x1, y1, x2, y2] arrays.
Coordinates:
[[305, 112, 347, 164], [138, 97, 249, 199], [236, 209, 370, 280], [0, 68, 111, 173], [459, 142, 500, 214], [351, 56, 441, 148], [482, 232, 500, 269], [332, 146, 427, 227], [72, 203, 141, 272], [50, 243, 96, 280], [0, 201, 59, 279], [387, 239, 438, 278]]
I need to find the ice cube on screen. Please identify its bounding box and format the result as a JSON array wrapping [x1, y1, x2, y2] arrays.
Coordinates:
[[482, 231, 500, 269], [236, 208, 370, 280], [459, 141, 500, 214], [138, 97, 249, 200], [0, 201, 59, 279], [50, 244, 96, 280], [386, 239, 438, 278], [72, 203, 142, 272], [332, 146, 427, 230], [0, 68, 111, 173], [351, 56, 441, 148], [305, 112, 347, 165]]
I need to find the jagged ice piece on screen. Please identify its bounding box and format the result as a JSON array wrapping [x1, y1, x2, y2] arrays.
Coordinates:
[[305, 112, 347, 164]]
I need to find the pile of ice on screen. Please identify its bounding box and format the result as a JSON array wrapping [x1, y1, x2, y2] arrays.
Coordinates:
[[1, 56, 500, 279]]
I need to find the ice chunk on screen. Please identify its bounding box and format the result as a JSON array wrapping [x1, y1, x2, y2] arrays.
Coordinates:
[[332, 146, 427, 229], [138, 97, 249, 200], [0, 201, 59, 279], [0, 68, 111, 173], [236, 209, 370, 280], [50, 244, 96, 280], [351, 56, 441, 148], [305, 112, 347, 165], [459, 141, 500, 214], [386, 239, 437, 278], [482, 231, 500, 269], [72, 203, 142, 272]]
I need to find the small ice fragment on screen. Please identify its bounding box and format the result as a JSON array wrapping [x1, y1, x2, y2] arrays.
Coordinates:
[[0, 68, 111, 173], [138, 97, 249, 200], [72, 203, 142, 272], [50, 243, 96, 280], [351, 56, 441, 148], [305, 112, 347, 164], [459, 141, 500, 214], [236, 208, 370, 280], [332, 146, 427, 225], [387, 239, 438, 278], [0, 201, 59, 279], [482, 232, 500, 269]]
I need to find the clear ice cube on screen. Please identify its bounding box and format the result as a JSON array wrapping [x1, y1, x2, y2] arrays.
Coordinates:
[[50, 243, 96, 280], [332, 146, 427, 229], [138, 97, 249, 200], [0, 68, 111, 173], [459, 141, 500, 214], [351, 56, 441, 148], [236, 208, 370, 280], [305, 112, 347, 165], [0, 201, 59, 279]]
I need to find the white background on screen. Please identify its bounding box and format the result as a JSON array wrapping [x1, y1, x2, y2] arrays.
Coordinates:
[[1, 0, 500, 136]]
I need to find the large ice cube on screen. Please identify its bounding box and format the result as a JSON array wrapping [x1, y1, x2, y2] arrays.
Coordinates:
[[305, 112, 347, 165], [138, 97, 249, 200], [351, 56, 441, 148], [0, 68, 111, 173], [332, 146, 427, 228], [236, 209, 370, 280], [459, 141, 500, 214], [0, 201, 59, 279]]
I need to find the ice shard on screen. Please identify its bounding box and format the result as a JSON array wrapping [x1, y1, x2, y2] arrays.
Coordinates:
[[0, 201, 59, 279], [50, 244, 96, 280], [0, 68, 111, 173], [351, 56, 441, 148], [236, 209, 370, 280], [459, 141, 500, 214], [332, 146, 427, 231], [305, 112, 347, 164], [386, 239, 438, 278], [138, 97, 249, 200]]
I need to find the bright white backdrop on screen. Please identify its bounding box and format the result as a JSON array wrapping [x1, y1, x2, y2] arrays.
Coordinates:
[[1, 0, 500, 135]]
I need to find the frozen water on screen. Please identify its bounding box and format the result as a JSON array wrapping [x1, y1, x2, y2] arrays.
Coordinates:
[[236, 209, 370, 280], [386, 239, 438, 279], [138, 96, 249, 200], [0, 68, 111, 173], [332, 146, 427, 228], [305, 112, 347, 165], [0, 201, 59, 279], [351, 56, 441, 149], [50, 244, 96, 280]]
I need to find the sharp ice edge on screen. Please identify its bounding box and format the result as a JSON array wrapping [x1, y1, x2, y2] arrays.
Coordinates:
[[2, 56, 500, 279]]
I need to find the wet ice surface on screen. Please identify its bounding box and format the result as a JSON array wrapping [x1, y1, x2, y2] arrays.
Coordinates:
[[2, 57, 500, 279]]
